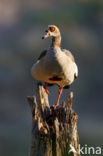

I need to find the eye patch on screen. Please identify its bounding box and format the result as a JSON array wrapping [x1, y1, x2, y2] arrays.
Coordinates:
[[49, 26, 55, 32]]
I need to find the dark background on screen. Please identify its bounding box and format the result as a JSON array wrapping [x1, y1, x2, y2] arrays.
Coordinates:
[[0, 0, 103, 156]]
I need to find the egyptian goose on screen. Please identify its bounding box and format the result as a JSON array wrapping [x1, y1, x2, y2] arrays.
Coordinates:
[[31, 25, 78, 108]]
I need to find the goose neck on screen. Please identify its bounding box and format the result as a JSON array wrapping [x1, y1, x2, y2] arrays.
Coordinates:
[[51, 35, 61, 48]]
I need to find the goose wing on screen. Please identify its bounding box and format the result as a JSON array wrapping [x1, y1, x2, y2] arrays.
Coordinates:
[[38, 50, 47, 60], [62, 49, 78, 78], [62, 49, 75, 62]]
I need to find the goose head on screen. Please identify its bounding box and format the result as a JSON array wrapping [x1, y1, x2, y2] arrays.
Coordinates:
[[42, 25, 61, 39]]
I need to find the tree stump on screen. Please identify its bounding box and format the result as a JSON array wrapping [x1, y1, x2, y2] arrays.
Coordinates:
[[27, 84, 80, 156]]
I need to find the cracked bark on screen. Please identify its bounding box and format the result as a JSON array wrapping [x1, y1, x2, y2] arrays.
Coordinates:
[[27, 84, 80, 156]]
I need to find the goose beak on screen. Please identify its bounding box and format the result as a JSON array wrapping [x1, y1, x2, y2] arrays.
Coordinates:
[[42, 32, 49, 39]]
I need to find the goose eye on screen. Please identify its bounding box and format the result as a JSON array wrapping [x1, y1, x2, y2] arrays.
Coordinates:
[[49, 27, 55, 32]]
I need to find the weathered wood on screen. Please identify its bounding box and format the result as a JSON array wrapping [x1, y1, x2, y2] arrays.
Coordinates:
[[27, 84, 80, 156]]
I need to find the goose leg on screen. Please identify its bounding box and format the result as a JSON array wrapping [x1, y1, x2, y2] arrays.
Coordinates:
[[43, 82, 50, 94], [51, 87, 63, 109]]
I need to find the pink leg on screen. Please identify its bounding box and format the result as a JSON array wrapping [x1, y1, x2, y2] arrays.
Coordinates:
[[43, 82, 50, 94], [51, 87, 63, 109]]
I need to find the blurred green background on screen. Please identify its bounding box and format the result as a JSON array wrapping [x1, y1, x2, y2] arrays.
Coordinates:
[[0, 0, 103, 156]]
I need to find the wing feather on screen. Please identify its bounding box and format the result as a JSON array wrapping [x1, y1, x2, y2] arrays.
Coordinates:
[[62, 49, 75, 62], [38, 50, 47, 60]]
